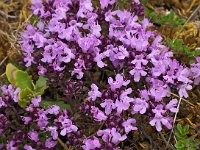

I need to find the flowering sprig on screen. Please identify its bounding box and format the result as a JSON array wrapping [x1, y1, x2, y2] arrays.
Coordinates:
[[1, 0, 199, 149], [0, 84, 78, 149]]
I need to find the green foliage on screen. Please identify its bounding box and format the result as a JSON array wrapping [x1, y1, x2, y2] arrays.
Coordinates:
[[6, 63, 48, 108], [5, 63, 70, 110], [14, 70, 34, 90], [18, 88, 33, 108], [6, 63, 18, 84], [34, 76, 48, 95], [30, 15, 38, 25], [166, 38, 200, 58], [145, 8, 185, 27], [175, 124, 199, 150], [40, 99, 71, 111]]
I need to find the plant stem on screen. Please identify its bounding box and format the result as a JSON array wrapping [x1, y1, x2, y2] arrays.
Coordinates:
[[57, 138, 70, 150], [167, 97, 182, 147]]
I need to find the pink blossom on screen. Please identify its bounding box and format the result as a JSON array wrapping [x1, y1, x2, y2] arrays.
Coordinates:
[[108, 74, 130, 91], [88, 84, 102, 101]]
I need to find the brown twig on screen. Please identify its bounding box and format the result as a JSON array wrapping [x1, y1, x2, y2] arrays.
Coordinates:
[[159, 132, 176, 150], [167, 97, 182, 147], [0, 56, 8, 67], [167, 91, 195, 107], [0, 10, 17, 19], [57, 138, 71, 150]]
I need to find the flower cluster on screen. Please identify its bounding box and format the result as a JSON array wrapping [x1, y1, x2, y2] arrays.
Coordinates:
[[0, 85, 77, 149], [21, 0, 144, 78], [80, 74, 178, 149], [190, 57, 200, 85], [4, 0, 199, 149]]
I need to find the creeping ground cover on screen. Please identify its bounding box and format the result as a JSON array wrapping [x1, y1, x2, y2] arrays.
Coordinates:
[[0, 0, 200, 149]]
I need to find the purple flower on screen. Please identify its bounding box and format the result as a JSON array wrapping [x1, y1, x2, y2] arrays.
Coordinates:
[[94, 51, 108, 68], [110, 128, 127, 144], [165, 99, 178, 113], [97, 129, 110, 143], [57, 115, 78, 136], [36, 110, 49, 129], [77, 0, 93, 18], [131, 54, 148, 69], [71, 68, 84, 79], [1, 85, 21, 102], [32, 32, 47, 48], [134, 0, 140, 4], [71, 58, 85, 79], [108, 74, 130, 91], [163, 70, 176, 84], [45, 138, 57, 148], [91, 106, 107, 122], [97, 128, 126, 144], [90, 23, 101, 37], [139, 89, 150, 101], [47, 105, 60, 115], [152, 105, 166, 116], [7, 140, 17, 150], [108, 45, 129, 65], [177, 68, 192, 84], [78, 35, 101, 53], [37, 21, 44, 31], [115, 99, 130, 115], [100, 99, 116, 115], [0, 97, 7, 108], [129, 67, 147, 82], [37, 65, 47, 76], [24, 145, 36, 150], [122, 118, 137, 134], [120, 88, 134, 103], [100, 0, 115, 9], [82, 137, 101, 150], [47, 126, 58, 140], [178, 84, 192, 98], [142, 18, 152, 29], [53, 7, 67, 20], [190, 57, 200, 85], [88, 84, 102, 101], [28, 131, 39, 142], [149, 86, 168, 102], [13, 88, 21, 103], [24, 54, 35, 67], [130, 34, 149, 51], [31, 0, 44, 16], [31, 96, 41, 107], [151, 59, 168, 77], [22, 116, 32, 125], [150, 114, 172, 131], [132, 98, 148, 114]]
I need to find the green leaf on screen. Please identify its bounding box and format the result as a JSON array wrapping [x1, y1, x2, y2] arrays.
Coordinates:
[[30, 15, 38, 25], [183, 125, 190, 135], [6, 63, 18, 84], [175, 131, 183, 139], [40, 99, 71, 111], [18, 88, 33, 108], [177, 124, 183, 132], [175, 140, 186, 149], [175, 124, 188, 138], [34, 76, 48, 95], [15, 70, 34, 90]]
